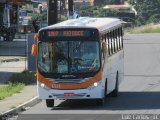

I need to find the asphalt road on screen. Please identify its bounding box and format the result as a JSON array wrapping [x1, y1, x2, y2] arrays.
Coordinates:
[[0, 39, 27, 84], [0, 39, 26, 56], [15, 34, 160, 119]]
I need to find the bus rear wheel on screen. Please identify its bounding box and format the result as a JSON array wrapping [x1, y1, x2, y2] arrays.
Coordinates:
[[46, 99, 54, 107]]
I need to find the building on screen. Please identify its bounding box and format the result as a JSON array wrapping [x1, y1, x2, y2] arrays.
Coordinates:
[[0, 0, 32, 27], [103, 4, 136, 25]]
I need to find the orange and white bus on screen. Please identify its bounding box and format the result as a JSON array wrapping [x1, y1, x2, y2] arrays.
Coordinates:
[[32, 17, 124, 107]]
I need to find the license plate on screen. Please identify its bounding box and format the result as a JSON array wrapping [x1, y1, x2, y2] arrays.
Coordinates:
[[64, 93, 75, 96]]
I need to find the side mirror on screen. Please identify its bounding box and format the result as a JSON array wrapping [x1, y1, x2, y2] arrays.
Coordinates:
[[102, 42, 107, 56], [31, 44, 37, 56]]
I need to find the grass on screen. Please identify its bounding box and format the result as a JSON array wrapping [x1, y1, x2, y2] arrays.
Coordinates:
[[0, 83, 24, 100], [0, 71, 36, 100], [7, 71, 36, 85], [129, 24, 160, 34]]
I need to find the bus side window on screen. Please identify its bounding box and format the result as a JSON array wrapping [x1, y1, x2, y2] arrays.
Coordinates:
[[110, 31, 114, 54], [115, 29, 119, 51], [104, 34, 107, 43], [109, 32, 113, 55], [121, 27, 124, 48], [107, 33, 110, 56], [104, 34, 108, 56], [118, 28, 121, 50], [118, 27, 123, 49], [113, 30, 117, 53]]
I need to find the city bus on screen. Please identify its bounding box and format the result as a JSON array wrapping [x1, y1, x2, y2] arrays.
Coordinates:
[[31, 17, 124, 107]]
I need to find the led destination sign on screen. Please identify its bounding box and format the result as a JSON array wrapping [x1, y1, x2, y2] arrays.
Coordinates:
[[48, 31, 85, 37], [39, 29, 98, 41], [46, 30, 94, 37]]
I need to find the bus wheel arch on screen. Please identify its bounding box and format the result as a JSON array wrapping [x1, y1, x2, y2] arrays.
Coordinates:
[[104, 78, 107, 97], [96, 78, 107, 106], [111, 71, 119, 97]]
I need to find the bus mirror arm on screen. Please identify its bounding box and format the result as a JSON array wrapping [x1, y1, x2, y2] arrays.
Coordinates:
[[31, 44, 37, 56], [102, 42, 107, 56]]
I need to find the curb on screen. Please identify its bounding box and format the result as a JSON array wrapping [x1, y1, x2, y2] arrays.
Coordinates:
[[0, 96, 42, 120], [15, 34, 27, 39]]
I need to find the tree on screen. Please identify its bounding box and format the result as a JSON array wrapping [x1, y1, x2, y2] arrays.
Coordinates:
[[95, 8, 118, 17], [147, 14, 160, 24], [78, 6, 118, 18], [94, 0, 121, 6], [104, 0, 121, 4], [94, 0, 104, 6], [129, 0, 160, 25]]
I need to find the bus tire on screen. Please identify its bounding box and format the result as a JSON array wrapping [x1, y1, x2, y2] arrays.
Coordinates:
[[46, 99, 54, 107], [96, 98, 105, 106], [111, 72, 119, 97]]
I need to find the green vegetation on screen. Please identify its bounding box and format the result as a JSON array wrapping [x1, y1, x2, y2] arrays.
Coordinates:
[[94, 0, 121, 5], [0, 71, 36, 100], [79, 6, 118, 17], [128, 0, 160, 25], [0, 83, 24, 100], [7, 71, 36, 85], [129, 24, 160, 33], [104, 0, 121, 4], [93, 0, 160, 26], [22, 3, 33, 9]]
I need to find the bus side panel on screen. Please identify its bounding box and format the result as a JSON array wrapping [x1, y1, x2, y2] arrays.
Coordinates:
[[102, 55, 110, 94], [106, 50, 124, 94]]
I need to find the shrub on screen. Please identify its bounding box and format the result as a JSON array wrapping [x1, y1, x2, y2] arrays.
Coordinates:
[[7, 71, 36, 85]]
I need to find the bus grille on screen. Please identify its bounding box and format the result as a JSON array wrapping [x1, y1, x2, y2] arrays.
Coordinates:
[[47, 78, 90, 84], [52, 93, 86, 98]]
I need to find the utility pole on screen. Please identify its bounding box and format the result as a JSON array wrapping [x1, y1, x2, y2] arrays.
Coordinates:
[[68, 0, 73, 18], [48, 0, 73, 26], [48, 0, 58, 26]]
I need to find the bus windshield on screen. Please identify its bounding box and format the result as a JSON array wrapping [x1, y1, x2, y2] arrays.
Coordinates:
[[38, 40, 100, 75]]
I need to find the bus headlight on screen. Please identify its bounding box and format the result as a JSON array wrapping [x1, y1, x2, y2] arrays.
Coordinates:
[[94, 82, 99, 87], [39, 82, 50, 91], [88, 81, 101, 90], [40, 83, 45, 88]]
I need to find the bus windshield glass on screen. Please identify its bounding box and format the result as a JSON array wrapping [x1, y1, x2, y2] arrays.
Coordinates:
[[38, 40, 100, 75]]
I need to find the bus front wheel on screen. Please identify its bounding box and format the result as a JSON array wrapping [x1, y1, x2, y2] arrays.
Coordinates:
[[96, 98, 105, 106], [46, 99, 54, 107]]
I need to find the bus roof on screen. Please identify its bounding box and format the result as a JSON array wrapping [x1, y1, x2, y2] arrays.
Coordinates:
[[40, 17, 123, 32]]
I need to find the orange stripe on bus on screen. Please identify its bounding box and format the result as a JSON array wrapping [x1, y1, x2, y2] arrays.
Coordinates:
[[37, 70, 102, 90]]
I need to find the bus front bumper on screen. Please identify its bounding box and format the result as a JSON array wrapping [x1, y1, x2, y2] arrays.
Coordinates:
[[37, 81, 105, 100]]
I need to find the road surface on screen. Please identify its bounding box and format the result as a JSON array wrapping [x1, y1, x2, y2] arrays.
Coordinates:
[[0, 39, 26, 56]]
